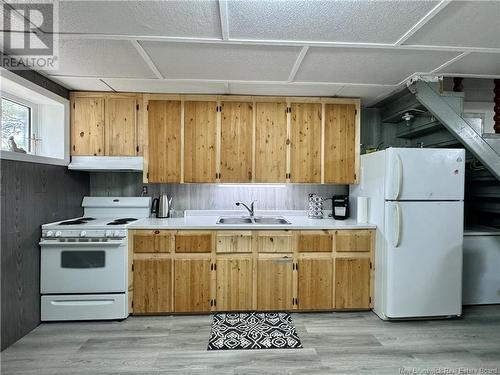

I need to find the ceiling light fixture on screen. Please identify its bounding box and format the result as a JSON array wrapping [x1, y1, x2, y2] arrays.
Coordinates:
[[402, 112, 414, 126]]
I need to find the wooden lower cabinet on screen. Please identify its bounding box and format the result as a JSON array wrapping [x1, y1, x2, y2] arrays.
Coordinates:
[[133, 257, 171, 314], [216, 257, 253, 311], [130, 229, 373, 314], [256, 255, 294, 310], [174, 257, 212, 312], [335, 257, 371, 309], [297, 257, 333, 310]]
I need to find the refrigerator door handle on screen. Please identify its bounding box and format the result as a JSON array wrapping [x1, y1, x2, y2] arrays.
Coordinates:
[[393, 203, 402, 248], [393, 154, 403, 200]]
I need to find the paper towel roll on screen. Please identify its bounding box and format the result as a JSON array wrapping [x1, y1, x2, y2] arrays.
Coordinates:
[[357, 197, 368, 224]]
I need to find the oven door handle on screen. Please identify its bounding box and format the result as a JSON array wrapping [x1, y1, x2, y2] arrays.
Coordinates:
[[39, 241, 124, 247]]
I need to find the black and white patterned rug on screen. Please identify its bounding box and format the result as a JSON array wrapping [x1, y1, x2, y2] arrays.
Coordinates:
[[207, 312, 302, 350]]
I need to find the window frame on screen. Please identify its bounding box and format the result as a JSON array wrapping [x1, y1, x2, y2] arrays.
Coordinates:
[[0, 68, 70, 166], [1, 93, 39, 154]]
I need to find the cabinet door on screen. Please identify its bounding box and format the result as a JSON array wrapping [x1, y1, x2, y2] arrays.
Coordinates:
[[71, 96, 105, 156], [148, 100, 181, 183], [133, 231, 172, 253], [220, 101, 253, 182], [324, 104, 357, 184], [297, 231, 333, 252], [216, 257, 253, 311], [334, 230, 373, 253], [184, 101, 217, 183], [335, 257, 370, 309], [255, 102, 287, 182], [290, 103, 322, 183], [175, 232, 213, 253], [256, 231, 294, 253], [174, 257, 212, 312], [256, 255, 293, 310], [133, 258, 171, 313], [298, 258, 333, 310], [105, 96, 137, 156]]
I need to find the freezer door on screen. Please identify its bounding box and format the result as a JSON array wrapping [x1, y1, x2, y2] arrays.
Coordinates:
[[384, 201, 463, 318], [385, 148, 465, 201]]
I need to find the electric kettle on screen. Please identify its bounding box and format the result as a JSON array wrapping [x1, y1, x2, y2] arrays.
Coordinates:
[[151, 194, 173, 218]]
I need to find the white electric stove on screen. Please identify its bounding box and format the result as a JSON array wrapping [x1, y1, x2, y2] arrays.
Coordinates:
[[40, 197, 151, 321]]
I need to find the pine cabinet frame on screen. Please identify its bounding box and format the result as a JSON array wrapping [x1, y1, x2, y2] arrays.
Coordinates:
[[129, 228, 374, 314], [70, 92, 143, 157], [138, 94, 360, 184]]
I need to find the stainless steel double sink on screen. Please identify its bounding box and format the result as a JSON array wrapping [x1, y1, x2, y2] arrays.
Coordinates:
[[216, 216, 291, 225]]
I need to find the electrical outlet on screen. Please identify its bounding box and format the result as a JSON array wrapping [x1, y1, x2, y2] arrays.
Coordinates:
[[141, 186, 148, 195]]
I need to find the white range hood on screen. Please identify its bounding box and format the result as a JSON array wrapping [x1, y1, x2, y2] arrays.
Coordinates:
[[68, 156, 143, 172]]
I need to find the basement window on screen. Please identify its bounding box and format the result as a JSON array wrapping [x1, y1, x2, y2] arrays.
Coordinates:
[[0, 69, 69, 165], [1, 96, 35, 154]]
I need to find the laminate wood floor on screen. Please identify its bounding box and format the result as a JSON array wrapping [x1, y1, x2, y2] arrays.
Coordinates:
[[1, 306, 499, 375]]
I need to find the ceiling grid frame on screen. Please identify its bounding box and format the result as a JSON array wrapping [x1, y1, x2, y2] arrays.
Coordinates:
[[28, 0, 499, 104]]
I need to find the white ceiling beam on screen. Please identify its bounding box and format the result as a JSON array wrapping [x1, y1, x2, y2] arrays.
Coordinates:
[[394, 0, 451, 45], [430, 52, 471, 73], [99, 79, 116, 92], [218, 0, 229, 40], [130, 40, 164, 79], [44, 75, 398, 88], [288, 46, 309, 82], [56, 33, 500, 54]]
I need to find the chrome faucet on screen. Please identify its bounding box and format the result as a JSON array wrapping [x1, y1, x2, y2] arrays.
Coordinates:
[[236, 200, 257, 218]]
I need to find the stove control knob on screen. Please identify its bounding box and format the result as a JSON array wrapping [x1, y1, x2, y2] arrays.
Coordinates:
[[46, 230, 54, 237], [114, 230, 122, 237], [55, 231, 62, 237], [105, 230, 113, 238], [80, 231, 87, 237]]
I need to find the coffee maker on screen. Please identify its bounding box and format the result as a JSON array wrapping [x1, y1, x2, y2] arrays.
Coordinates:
[[332, 195, 349, 220]]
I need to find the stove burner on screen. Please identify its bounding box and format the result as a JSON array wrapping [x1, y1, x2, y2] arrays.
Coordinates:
[[106, 217, 137, 226], [60, 220, 87, 225]]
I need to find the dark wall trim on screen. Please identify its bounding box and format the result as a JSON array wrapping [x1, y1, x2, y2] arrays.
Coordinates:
[[1, 52, 69, 99]]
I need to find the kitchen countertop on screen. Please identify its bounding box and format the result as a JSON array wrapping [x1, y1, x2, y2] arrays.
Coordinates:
[[128, 210, 376, 230]]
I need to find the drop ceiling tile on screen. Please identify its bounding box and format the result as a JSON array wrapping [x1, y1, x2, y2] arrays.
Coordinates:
[[104, 79, 227, 94], [59, 1, 221, 38], [141, 42, 301, 81], [229, 83, 343, 96], [228, 1, 438, 44], [437, 53, 500, 76], [48, 39, 156, 78], [295, 47, 459, 85], [404, 1, 500, 49], [336, 85, 398, 105], [48, 76, 112, 91]]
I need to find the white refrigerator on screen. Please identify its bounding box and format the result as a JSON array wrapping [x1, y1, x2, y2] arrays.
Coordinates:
[[351, 148, 465, 320]]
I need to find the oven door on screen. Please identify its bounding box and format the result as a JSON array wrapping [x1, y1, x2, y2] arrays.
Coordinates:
[[40, 239, 127, 294]]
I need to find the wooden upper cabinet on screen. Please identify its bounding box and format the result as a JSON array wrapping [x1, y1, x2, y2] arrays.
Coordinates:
[[290, 103, 322, 183], [71, 96, 105, 156], [148, 100, 181, 183], [220, 101, 253, 182], [324, 104, 357, 184], [255, 102, 287, 182], [184, 101, 217, 183], [105, 96, 137, 156]]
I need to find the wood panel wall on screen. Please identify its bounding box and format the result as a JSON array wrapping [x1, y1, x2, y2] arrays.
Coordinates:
[[0, 160, 89, 350]]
